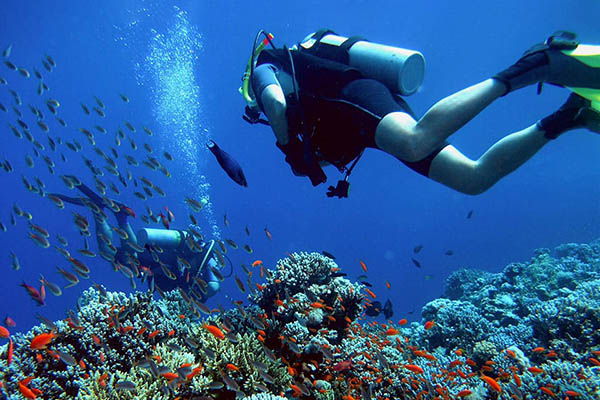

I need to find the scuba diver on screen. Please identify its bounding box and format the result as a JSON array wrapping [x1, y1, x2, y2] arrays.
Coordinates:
[[51, 178, 221, 302], [240, 30, 600, 198]]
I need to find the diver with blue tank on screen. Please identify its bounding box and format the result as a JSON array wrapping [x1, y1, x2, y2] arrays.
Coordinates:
[[51, 180, 221, 302], [241, 30, 600, 197]]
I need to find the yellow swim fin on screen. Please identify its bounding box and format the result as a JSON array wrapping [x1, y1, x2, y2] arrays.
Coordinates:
[[562, 44, 600, 110]]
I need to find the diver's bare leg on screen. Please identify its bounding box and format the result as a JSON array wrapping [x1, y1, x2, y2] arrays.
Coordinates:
[[428, 124, 549, 195], [375, 79, 506, 161]]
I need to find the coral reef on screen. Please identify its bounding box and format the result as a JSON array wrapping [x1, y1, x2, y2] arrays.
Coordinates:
[[2, 244, 600, 399]]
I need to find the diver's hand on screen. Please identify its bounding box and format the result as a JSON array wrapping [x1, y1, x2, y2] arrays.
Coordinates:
[[276, 137, 309, 176]]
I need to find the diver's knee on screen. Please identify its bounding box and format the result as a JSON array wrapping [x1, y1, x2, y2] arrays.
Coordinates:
[[458, 167, 495, 195]]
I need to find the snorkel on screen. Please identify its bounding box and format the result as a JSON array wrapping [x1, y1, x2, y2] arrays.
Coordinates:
[[239, 30, 275, 109]]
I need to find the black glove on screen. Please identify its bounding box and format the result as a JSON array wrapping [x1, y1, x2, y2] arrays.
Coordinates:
[[276, 137, 327, 186], [276, 137, 309, 176]]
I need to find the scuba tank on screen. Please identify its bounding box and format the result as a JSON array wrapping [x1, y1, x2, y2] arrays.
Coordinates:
[[137, 228, 189, 249], [299, 31, 425, 96]]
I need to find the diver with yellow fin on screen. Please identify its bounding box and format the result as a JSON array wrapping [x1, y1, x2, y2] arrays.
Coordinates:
[[241, 30, 600, 196]]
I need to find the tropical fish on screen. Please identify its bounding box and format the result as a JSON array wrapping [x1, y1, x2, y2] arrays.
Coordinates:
[[29, 232, 50, 248], [119, 93, 129, 102], [322, 250, 336, 259], [57, 266, 79, 288], [411, 258, 421, 268], [203, 324, 225, 340], [10, 252, 20, 271], [40, 275, 62, 296], [413, 244, 423, 253], [264, 226, 272, 240], [4, 60, 16, 70], [2, 45, 12, 58], [207, 140, 247, 187], [4, 316, 15, 327], [20, 281, 45, 306], [467, 210, 473, 219], [445, 250, 454, 256], [359, 260, 368, 272], [383, 299, 393, 319]]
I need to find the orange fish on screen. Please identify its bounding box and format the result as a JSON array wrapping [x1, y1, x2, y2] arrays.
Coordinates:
[[20, 377, 35, 386], [424, 320, 435, 330], [18, 383, 36, 399], [540, 387, 556, 397], [565, 390, 581, 397], [505, 349, 517, 358], [385, 281, 391, 289], [7, 337, 13, 366], [203, 324, 225, 340], [359, 260, 367, 272], [532, 347, 545, 353], [385, 328, 399, 336], [92, 334, 101, 345], [251, 260, 263, 267], [365, 288, 376, 299], [513, 372, 521, 387], [148, 330, 161, 339], [481, 375, 502, 392], [527, 366, 544, 374], [0, 326, 9, 338], [457, 390, 472, 397], [398, 318, 407, 326], [310, 302, 325, 309], [30, 332, 56, 350], [161, 372, 179, 380], [403, 364, 423, 374], [226, 363, 239, 371]]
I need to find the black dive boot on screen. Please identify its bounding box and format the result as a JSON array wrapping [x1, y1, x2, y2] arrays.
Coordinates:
[[538, 93, 600, 139], [494, 31, 600, 95]]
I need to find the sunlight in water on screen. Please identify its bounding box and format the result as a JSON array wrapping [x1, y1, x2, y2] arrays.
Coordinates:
[[138, 7, 220, 238]]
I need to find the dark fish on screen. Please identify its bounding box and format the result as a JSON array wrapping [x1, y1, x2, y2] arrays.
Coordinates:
[[359, 280, 372, 287], [207, 140, 247, 187], [383, 299, 393, 319], [322, 250, 336, 259], [365, 301, 382, 317], [5, 60, 16, 70], [331, 272, 347, 277], [2, 45, 12, 58], [411, 258, 421, 268], [467, 209, 473, 219], [413, 244, 423, 253], [444, 250, 454, 256]]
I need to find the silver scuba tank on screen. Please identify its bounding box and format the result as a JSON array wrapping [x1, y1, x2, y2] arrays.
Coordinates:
[[300, 33, 425, 96], [137, 228, 188, 249]]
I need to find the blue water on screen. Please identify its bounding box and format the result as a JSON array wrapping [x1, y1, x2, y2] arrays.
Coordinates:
[[1, 0, 599, 334]]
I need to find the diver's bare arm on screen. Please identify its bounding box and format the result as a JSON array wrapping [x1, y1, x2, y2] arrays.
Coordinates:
[[261, 84, 290, 145]]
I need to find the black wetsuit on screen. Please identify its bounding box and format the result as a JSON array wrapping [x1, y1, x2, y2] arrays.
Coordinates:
[[253, 45, 448, 178]]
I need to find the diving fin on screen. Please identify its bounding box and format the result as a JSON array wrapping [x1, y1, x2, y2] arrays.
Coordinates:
[[561, 44, 600, 110], [494, 31, 600, 98]]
